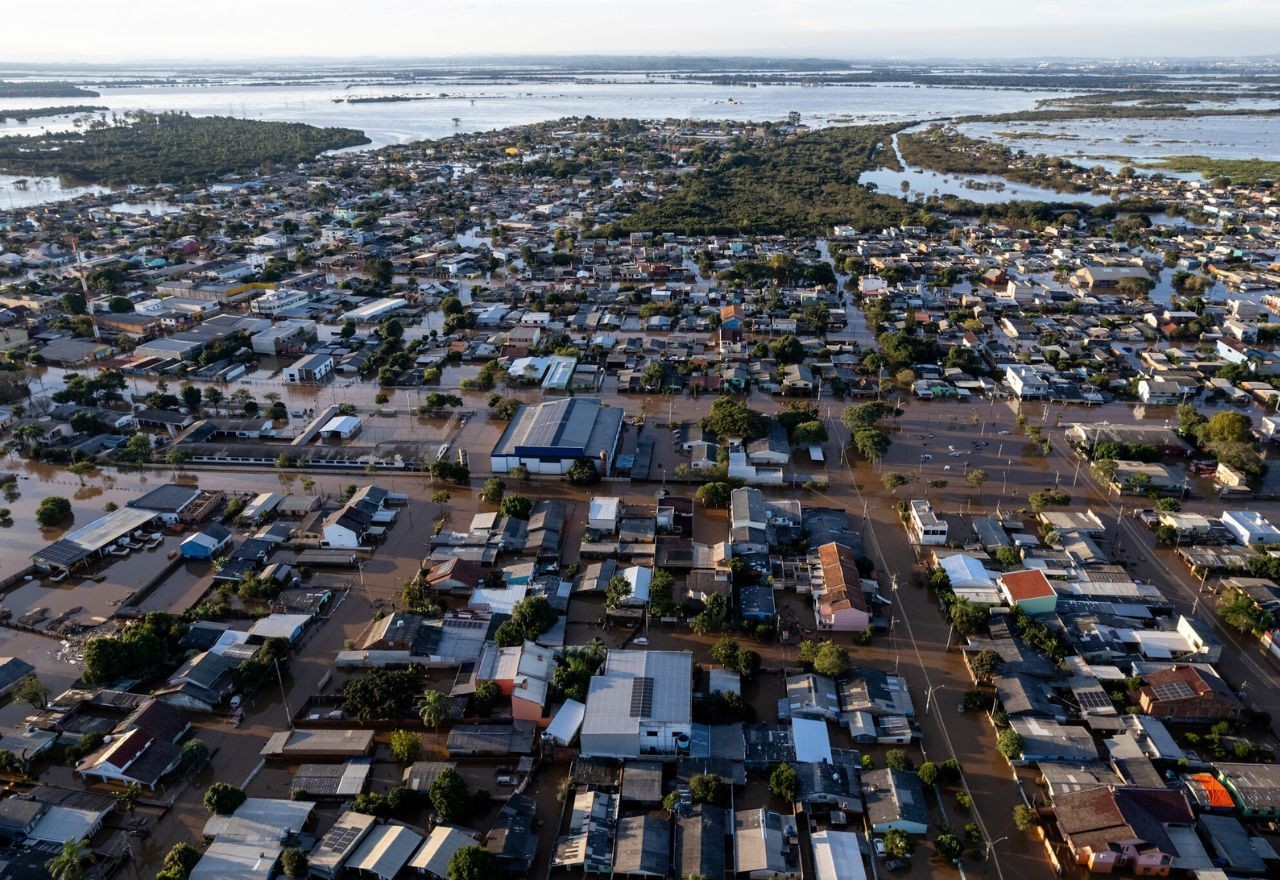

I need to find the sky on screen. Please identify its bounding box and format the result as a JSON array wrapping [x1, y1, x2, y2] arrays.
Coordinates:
[[9, 0, 1280, 62]]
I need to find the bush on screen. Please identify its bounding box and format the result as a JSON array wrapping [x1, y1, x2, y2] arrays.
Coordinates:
[[934, 832, 963, 861], [955, 791, 973, 811], [446, 846, 500, 880], [883, 829, 912, 859], [430, 767, 472, 823], [689, 773, 719, 804]]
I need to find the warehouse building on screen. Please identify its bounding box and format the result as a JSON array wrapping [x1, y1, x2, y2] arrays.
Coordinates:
[[490, 397, 624, 476]]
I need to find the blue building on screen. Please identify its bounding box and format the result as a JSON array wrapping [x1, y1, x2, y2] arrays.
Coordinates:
[[180, 523, 232, 559]]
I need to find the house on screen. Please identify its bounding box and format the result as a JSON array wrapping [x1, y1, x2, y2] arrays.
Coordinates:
[[675, 805, 726, 880], [796, 760, 862, 814], [1137, 665, 1243, 723], [322, 504, 373, 549], [1214, 762, 1280, 819], [180, 524, 233, 559], [474, 640, 556, 722], [580, 650, 692, 759], [154, 651, 238, 712], [588, 496, 622, 533], [908, 500, 948, 545], [813, 542, 870, 632], [810, 830, 867, 880], [998, 569, 1058, 615], [861, 769, 929, 835], [612, 815, 670, 879], [422, 557, 486, 593], [345, 823, 425, 880], [77, 724, 183, 790], [839, 668, 914, 719], [733, 808, 799, 880], [784, 673, 840, 722], [309, 811, 377, 879], [1052, 786, 1197, 875]]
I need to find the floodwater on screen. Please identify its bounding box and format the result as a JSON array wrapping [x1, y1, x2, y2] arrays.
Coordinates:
[[860, 130, 1114, 206]]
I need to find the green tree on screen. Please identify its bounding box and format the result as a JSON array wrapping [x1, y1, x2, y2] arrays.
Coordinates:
[[566, 458, 601, 484], [604, 574, 633, 610], [446, 846, 500, 880], [934, 832, 963, 861], [769, 762, 798, 801], [883, 829, 911, 860], [648, 568, 678, 618], [689, 773, 720, 804], [885, 749, 914, 771], [280, 848, 309, 880], [969, 649, 1002, 681], [712, 635, 740, 668], [770, 334, 804, 364], [694, 481, 733, 508], [882, 472, 910, 491], [499, 494, 533, 520], [1013, 804, 1036, 832], [203, 782, 246, 815], [390, 729, 422, 764], [430, 767, 472, 823], [917, 761, 939, 786], [949, 598, 988, 637], [478, 477, 506, 504], [853, 426, 890, 461], [418, 689, 449, 731], [840, 401, 890, 430], [45, 840, 94, 880], [180, 738, 210, 772], [35, 496, 72, 528], [997, 728, 1024, 760], [811, 640, 849, 678], [14, 675, 50, 710], [472, 681, 502, 716], [156, 842, 200, 880], [494, 595, 558, 646]]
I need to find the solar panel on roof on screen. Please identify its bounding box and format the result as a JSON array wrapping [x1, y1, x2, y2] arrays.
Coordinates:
[[321, 825, 364, 852], [1076, 690, 1112, 710], [630, 676, 654, 718], [1152, 681, 1195, 701]]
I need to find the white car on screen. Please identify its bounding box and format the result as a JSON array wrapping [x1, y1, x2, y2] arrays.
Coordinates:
[[633, 637, 649, 646], [943, 465, 952, 471], [998, 429, 1012, 435], [920, 453, 933, 462], [949, 451, 963, 457], [873, 839, 886, 858]]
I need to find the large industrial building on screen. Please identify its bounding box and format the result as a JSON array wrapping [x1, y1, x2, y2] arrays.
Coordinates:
[[490, 397, 624, 476], [579, 650, 692, 759]]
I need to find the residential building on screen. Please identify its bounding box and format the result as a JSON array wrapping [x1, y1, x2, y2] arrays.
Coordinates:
[[908, 500, 948, 545], [580, 650, 692, 759]]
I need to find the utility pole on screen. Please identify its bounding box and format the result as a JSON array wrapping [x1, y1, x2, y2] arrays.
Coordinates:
[[66, 235, 101, 342]]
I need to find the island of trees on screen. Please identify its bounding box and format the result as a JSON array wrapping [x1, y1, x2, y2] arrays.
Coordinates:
[[0, 111, 371, 186], [0, 81, 100, 98], [0, 105, 108, 123]]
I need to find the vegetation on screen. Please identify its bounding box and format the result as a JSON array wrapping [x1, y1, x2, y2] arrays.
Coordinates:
[[1145, 155, 1280, 184], [156, 842, 201, 880], [45, 840, 94, 880], [0, 82, 99, 98], [1013, 804, 1037, 832], [566, 457, 601, 484], [885, 749, 915, 772], [0, 105, 107, 123], [446, 846, 501, 880], [997, 728, 1025, 759], [934, 831, 964, 861], [613, 124, 911, 236], [82, 612, 187, 685], [429, 767, 473, 823], [701, 397, 769, 441], [1219, 591, 1276, 635], [0, 111, 370, 185], [604, 574, 633, 610], [883, 829, 912, 860], [494, 595, 558, 646], [798, 638, 849, 678], [899, 125, 1088, 193], [35, 496, 72, 527], [694, 481, 733, 507], [280, 848, 309, 880], [418, 688, 449, 730], [203, 783, 247, 815], [769, 762, 798, 801], [499, 494, 533, 520], [341, 666, 423, 721], [689, 773, 720, 803], [390, 729, 422, 764]]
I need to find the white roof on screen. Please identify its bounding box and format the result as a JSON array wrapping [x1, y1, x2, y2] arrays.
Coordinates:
[[940, 554, 996, 588], [28, 805, 104, 843], [811, 830, 867, 880], [545, 698, 587, 746], [588, 496, 621, 521], [248, 614, 311, 640], [347, 824, 424, 880], [407, 825, 476, 878], [791, 717, 834, 764], [202, 798, 314, 845], [190, 841, 282, 880], [321, 415, 361, 434], [621, 565, 652, 604]]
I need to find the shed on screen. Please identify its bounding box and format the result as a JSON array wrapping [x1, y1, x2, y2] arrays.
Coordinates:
[[346, 823, 424, 880]]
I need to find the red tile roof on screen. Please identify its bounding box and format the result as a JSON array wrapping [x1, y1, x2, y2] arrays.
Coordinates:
[[1000, 569, 1055, 602]]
